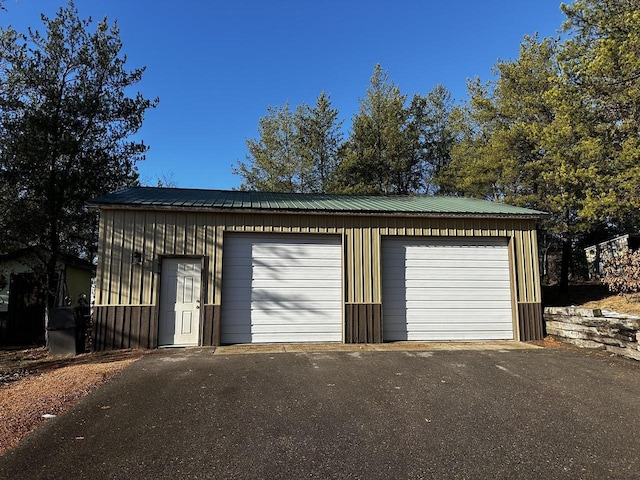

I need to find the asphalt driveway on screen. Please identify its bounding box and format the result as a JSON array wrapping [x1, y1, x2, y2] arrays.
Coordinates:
[[1, 345, 640, 479]]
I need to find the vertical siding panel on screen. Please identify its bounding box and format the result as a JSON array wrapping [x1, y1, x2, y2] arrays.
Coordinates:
[[148, 305, 158, 348], [187, 213, 202, 255], [507, 237, 519, 340], [349, 229, 357, 303], [530, 228, 541, 302], [139, 306, 150, 349], [130, 306, 141, 349], [175, 212, 186, 255], [204, 220, 214, 305], [121, 307, 131, 349], [451, 218, 458, 235], [109, 212, 125, 305], [151, 211, 166, 305], [103, 210, 115, 305], [105, 305, 116, 349], [164, 211, 176, 254], [372, 229, 382, 304], [214, 225, 224, 304], [516, 231, 528, 303], [521, 232, 531, 302], [355, 225, 364, 303], [344, 231, 352, 303], [121, 211, 134, 305], [95, 211, 111, 305], [198, 213, 207, 260], [192, 213, 200, 255], [523, 231, 533, 303], [212, 220, 220, 305], [141, 211, 156, 305], [358, 304, 366, 341], [362, 227, 371, 303], [130, 210, 145, 305], [93, 308, 103, 350]]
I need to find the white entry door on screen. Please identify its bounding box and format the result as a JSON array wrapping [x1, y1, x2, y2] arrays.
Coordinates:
[[159, 258, 202, 346]]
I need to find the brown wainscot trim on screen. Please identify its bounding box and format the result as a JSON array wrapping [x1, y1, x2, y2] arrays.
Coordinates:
[[518, 302, 544, 341], [345, 303, 383, 343], [202, 304, 221, 346], [93, 306, 157, 351]]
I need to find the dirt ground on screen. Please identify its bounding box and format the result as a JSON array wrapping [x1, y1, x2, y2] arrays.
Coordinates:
[[0, 348, 145, 456]]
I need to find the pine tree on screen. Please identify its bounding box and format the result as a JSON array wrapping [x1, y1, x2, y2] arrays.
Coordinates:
[[337, 65, 421, 195], [235, 103, 308, 192], [0, 2, 157, 305], [296, 92, 343, 193]]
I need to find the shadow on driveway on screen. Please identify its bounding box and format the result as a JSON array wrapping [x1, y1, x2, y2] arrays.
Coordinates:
[[1, 346, 639, 479]]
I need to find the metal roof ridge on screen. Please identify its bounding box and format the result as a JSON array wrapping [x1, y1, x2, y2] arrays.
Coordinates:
[[88, 187, 547, 216]]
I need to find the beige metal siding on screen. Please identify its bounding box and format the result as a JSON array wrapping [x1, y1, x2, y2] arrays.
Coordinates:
[[95, 210, 541, 328]]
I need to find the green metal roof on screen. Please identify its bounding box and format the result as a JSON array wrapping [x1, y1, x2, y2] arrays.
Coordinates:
[[90, 187, 545, 217]]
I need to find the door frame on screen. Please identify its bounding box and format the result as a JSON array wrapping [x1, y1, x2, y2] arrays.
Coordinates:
[[155, 255, 207, 348]]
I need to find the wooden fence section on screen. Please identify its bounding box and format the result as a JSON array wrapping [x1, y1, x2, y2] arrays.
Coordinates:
[[544, 306, 640, 361]]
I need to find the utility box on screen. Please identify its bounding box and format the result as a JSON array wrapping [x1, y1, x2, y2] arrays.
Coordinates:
[[47, 307, 76, 356]]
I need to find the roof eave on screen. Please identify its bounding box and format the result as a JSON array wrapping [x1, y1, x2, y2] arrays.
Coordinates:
[[90, 203, 546, 220]]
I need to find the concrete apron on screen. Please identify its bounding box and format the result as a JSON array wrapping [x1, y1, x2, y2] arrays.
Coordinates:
[[211, 341, 541, 355]]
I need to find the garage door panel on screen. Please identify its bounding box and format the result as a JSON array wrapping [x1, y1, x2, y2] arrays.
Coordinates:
[[398, 308, 514, 318], [405, 301, 513, 311], [405, 253, 508, 263], [398, 280, 511, 290], [383, 237, 514, 341], [221, 235, 342, 344], [403, 288, 511, 298], [251, 279, 340, 289], [253, 250, 340, 260], [252, 333, 342, 343], [250, 302, 341, 313], [252, 262, 341, 280], [403, 331, 512, 341], [403, 270, 509, 279], [251, 288, 341, 300], [250, 322, 341, 333]]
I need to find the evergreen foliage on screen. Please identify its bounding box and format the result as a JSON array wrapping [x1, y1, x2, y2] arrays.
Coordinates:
[[0, 2, 157, 303], [234, 0, 640, 285]]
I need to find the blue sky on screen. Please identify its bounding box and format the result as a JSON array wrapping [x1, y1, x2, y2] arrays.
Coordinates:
[[4, 0, 567, 190]]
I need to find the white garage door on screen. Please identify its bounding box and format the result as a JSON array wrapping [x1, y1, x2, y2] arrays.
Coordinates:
[[221, 235, 343, 344], [382, 237, 514, 341]]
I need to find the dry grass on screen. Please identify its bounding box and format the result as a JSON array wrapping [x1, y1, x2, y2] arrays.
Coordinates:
[[0, 348, 145, 456], [543, 283, 640, 316], [581, 294, 640, 316]]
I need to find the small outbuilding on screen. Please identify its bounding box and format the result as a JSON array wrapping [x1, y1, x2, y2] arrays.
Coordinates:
[[0, 248, 94, 346], [90, 187, 545, 349], [584, 234, 640, 278]]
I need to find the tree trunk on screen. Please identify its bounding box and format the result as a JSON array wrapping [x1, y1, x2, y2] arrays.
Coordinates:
[[559, 237, 571, 293]]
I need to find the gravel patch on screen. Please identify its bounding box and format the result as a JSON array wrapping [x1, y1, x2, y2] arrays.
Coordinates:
[[0, 348, 144, 455]]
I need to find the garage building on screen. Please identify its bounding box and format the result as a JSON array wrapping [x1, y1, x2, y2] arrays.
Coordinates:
[[90, 187, 545, 349]]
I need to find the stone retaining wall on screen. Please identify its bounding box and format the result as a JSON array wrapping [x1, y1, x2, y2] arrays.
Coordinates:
[[544, 306, 640, 361]]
